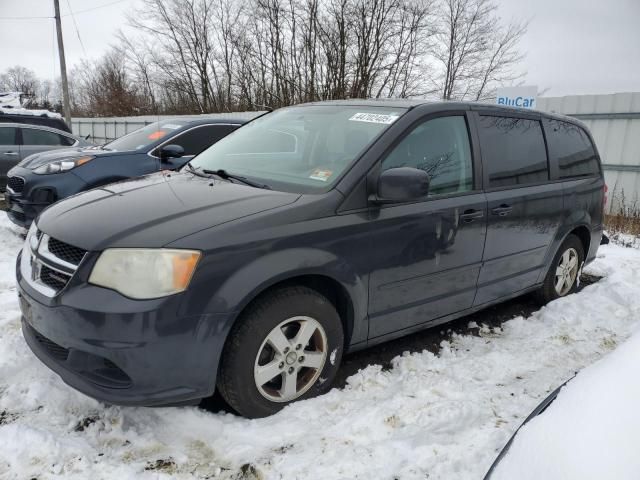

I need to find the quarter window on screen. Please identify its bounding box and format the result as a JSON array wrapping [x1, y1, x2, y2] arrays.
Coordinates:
[[381, 116, 473, 196], [545, 119, 600, 178], [478, 116, 548, 188], [0, 127, 17, 145]]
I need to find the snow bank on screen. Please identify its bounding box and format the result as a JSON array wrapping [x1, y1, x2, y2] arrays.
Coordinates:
[[608, 231, 640, 249], [0, 213, 639, 479]]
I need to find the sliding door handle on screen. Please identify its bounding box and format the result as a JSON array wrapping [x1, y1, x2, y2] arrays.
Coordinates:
[[491, 205, 513, 216]]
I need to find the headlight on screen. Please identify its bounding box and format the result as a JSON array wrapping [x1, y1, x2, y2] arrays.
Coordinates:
[[89, 248, 201, 299], [25, 222, 38, 251], [33, 156, 94, 174]]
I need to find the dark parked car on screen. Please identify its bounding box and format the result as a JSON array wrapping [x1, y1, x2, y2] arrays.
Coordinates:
[[5, 117, 245, 227], [16, 100, 604, 418], [0, 123, 92, 192], [0, 110, 72, 133]]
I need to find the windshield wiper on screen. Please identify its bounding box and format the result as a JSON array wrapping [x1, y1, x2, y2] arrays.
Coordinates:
[[184, 163, 213, 179], [203, 169, 271, 190]]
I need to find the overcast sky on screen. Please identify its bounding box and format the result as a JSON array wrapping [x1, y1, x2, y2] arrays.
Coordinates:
[[0, 0, 639, 97]]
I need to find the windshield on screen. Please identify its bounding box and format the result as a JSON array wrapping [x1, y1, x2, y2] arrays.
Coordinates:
[[105, 119, 189, 151], [188, 105, 406, 192]]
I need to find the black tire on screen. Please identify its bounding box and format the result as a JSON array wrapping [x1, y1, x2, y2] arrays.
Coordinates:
[[217, 286, 344, 418], [536, 234, 585, 304]]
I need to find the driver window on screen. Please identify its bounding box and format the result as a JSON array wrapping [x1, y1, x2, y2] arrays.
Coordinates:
[[381, 116, 473, 196]]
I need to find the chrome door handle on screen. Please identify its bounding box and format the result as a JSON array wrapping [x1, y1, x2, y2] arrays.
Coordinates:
[[4, 152, 18, 156]]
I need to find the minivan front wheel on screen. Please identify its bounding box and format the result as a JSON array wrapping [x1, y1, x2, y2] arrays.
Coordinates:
[[537, 234, 584, 303], [218, 286, 344, 418], [254, 316, 328, 403]]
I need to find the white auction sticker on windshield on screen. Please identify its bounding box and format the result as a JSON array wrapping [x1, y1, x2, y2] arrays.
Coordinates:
[[309, 168, 333, 182], [161, 124, 182, 130], [349, 112, 400, 124]]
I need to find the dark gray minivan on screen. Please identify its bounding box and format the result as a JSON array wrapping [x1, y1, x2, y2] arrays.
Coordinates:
[[17, 100, 604, 418]]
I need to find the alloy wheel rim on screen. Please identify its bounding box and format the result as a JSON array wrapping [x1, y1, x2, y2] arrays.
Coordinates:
[[254, 316, 328, 403], [554, 247, 579, 296]]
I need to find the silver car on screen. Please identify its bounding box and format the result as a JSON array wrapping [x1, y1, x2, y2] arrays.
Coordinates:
[[0, 123, 93, 191]]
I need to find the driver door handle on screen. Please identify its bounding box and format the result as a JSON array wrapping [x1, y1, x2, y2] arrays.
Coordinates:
[[460, 209, 484, 223], [3, 152, 18, 156]]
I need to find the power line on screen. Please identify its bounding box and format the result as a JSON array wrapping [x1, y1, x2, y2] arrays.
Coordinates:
[[61, 0, 128, 17], [0, 15, 53, 20], [0, 0, 128, 20], [65, 0, 88, 58]]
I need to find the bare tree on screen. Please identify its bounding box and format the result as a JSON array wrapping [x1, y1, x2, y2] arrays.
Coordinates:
[[0, 66, 40, 106], [11, 0, 525, 117], [433, 0, 526, 100], [70, 50, 151, 116]]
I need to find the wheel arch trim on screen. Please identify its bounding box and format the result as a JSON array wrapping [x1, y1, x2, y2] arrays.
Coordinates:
[[205, 247, 368, 347]]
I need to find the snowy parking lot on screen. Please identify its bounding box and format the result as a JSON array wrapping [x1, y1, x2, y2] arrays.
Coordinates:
[[1, 214, 639, 480]]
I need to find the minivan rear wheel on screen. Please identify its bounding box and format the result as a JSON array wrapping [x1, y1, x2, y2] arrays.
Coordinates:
[[537, 234, 584, 304], [217, 286, 344, 418]]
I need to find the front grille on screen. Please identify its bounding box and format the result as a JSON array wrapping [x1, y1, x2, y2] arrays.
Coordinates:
[[7, 176, 24, 194], [33, 329, 69, 362], [47, 237, 87, 266], [39, 264, 71, 291], [92, 359, 132, 388], [23, 230, 85, 297]]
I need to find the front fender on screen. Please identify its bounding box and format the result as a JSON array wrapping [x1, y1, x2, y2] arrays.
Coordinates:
[[204, 247, 368, 346]]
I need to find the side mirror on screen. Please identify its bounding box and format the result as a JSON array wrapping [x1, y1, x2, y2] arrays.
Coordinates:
[[372, 167, 430, 204], [159, 144, 184, 161]]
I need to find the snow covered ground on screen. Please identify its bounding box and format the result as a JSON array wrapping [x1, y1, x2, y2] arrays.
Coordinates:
[[1, 214, 639, 480]]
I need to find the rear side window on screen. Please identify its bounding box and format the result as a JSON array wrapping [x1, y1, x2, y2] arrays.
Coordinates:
[[0, 127, 17, 145], [545, 119, 599, 178], [22, 128, 74, 146], [478, 116, 548, 188], [168, 124, 237, 156], [381, 116, 473, 195]]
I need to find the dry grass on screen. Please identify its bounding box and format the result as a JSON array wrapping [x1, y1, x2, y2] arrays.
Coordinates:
[[605, 194, 640, 248], [606, 192, 640, 237], [605, 214, 640, 237]]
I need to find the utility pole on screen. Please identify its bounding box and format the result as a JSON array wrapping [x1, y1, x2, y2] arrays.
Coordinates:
[[53, 0, 71, 126]]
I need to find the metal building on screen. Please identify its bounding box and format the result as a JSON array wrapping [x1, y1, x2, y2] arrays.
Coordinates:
[[537, 92, 640, 213]]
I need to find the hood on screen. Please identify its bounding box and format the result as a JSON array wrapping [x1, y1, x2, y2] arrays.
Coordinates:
[[19, 146, 119, 169], [36, 172, 300, 250]]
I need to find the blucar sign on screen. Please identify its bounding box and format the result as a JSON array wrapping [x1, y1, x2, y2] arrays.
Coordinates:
[[496, 86, 538, 109]]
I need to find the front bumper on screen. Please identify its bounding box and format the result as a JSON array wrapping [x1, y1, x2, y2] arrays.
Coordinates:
[[5, 166, 87, 228], [17, 251, 232, 406], [6, 193, 47, 228]]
